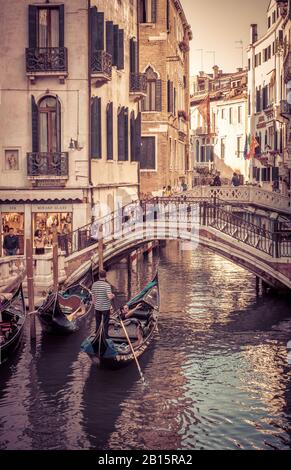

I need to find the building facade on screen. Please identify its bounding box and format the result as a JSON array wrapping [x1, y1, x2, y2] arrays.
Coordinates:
[[247, 0, 289, 192], [138, 0, 192, 195], [0, 0, 142, 257], [190, 67, 249, 183]]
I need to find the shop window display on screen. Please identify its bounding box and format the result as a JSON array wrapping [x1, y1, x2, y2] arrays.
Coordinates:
[[1, 213, 24, 255], [33, 212, 72, 253]]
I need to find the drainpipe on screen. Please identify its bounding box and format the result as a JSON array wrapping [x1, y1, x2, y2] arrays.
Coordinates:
[[88, 0, 94, 219]]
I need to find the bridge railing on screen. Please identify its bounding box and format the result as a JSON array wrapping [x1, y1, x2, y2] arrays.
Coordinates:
[[63, 198, 291, 260]]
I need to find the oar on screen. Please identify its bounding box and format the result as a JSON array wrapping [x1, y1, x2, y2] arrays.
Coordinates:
[[117, 312, 145, 384]]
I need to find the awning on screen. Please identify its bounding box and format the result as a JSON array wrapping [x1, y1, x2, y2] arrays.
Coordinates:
[[0, 188, 84, 203]]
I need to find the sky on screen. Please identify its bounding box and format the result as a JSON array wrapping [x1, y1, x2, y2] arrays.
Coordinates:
[[181, 0, 270, 76]]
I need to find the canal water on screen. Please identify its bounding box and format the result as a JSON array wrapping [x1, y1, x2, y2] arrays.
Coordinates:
[[0, 241, 291, 450]]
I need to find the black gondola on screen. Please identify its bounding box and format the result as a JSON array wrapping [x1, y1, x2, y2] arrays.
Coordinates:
[[81, 274, 159, 369], [38, 280, 94, 335], [0, 285, 26, 365]]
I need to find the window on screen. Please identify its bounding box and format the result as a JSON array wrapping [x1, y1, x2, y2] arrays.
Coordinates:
[[237, 137, 241, 157], [221, 138, 225, 160], [142, 66, 162, 112], [167, 80, 174, 113], [238, 106, 242, 124], [256, 87, 261, 112], [36, 95, 61, 153], [268, 16, 271, 28], [29, 5, 64, 49], [229, 107, 233, 124], [91, 96, 101, 158], [140, 136, 155, 169], [118, 107, 128, 161], [221, 109, 225, 119], [112, 25, 124, 69], [139, 0, 157, 23], [272, 11, 276, 24], [106, 102, 113, 160]]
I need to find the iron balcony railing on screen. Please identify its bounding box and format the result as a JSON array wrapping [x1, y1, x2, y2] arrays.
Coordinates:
[[129, 73, 147, 94], [91, 50, 112, 78], [27, 152, 69, 177], [26, 47, 68, 73]]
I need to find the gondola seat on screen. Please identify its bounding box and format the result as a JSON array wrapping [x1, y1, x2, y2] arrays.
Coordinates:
[[58, 294, 82, 314], [131, 309, 152, 321]]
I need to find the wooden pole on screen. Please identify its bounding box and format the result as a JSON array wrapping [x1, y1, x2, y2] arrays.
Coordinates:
[[26, 238, 35, 339], [52, 227, 58, 291], [127, 254, 132, 299], [98, 223, 104, 271]]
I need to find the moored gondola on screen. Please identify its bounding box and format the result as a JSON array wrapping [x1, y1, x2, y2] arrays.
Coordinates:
[[38, 280, 94, 335], [0, 285, 26, 365], [81, 274, 159, 369]]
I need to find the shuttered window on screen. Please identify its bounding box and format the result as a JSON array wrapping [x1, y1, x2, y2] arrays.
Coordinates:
[[91, 96, 102, 159], [106, 102, 113, 160], [31, 95, 39, 152], [135, 112, 141, 162], [124, 107, 128, 161], [167, 80, 173, 113], [90, 8, 104, 53], [139, 0, 157, 23], [130, 111, 135, 162], [117, 29, 124, 70], [130, 38, 138, 73], [140, 137, 156, 169], [29, 4, 64, 48], [113, 25, 119, 66], [142, 66, 162, 112]]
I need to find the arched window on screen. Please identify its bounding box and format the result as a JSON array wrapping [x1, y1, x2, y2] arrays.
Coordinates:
[[38, 96, 61, 153], [196, 140, 200, 163], [142, 66, 162, 112]]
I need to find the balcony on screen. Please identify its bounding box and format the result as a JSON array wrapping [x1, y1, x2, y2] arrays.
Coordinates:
[[91, 50, 112, 85], [129, 73, 147, 101], [280, 100, 291, 119], [283, 50, 291, 83], [26, 47, 68, 83], [192, 127, 209, 136], [27, 152, 69, 184]]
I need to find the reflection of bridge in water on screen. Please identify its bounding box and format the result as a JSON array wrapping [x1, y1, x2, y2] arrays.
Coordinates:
[[64, 194, 291, 292]]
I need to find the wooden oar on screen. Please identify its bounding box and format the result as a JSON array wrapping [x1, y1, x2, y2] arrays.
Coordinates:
[[116, 308, 145, 384]]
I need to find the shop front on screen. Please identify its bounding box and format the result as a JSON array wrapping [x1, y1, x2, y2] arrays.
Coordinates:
[[1, 204, 25, 256]]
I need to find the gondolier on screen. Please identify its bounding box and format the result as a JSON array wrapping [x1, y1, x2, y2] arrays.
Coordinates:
[[91, 270, 115, 338]]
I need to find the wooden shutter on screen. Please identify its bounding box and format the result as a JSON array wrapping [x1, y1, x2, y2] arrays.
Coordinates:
[[56, 96, 61, 152], [141, 137, 155, 169], [130, 38, 137, 73], [31, 95, 38, 152], [91, 97, 101, 159], [59, 4, 65, 47], [117, 29, 124, 70], [166, 0, 170, 30], [130, 111, 135, 161], [106, 21, 114, 58], [272, 167, 279, 181], [106, 102, 113, 160], [151, 0, 157, 23], [155, 79, 162, 111], [118, 107, 125, 161], [113, 25, 119, 66], [135, 112, 141, 162], [124, 107, 128, 161], [28, 5, 37, 48], [90, 7, 98, 53], [167, 80, 173, 112], [96, 12, 104, 50]]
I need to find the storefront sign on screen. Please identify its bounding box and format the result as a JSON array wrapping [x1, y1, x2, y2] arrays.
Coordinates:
[[1, 204, 25, 212], [32, 204, 73, 213]]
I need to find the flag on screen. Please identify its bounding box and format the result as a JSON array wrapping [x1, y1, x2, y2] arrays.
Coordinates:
[[248, 136, 260, 159], [198, 94, 210, 134]]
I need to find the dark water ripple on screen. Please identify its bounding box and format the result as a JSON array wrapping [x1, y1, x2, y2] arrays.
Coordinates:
[[0, 242, 291, 450]]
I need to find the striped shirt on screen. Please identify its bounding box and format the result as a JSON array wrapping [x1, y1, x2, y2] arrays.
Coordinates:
[[91, 280, 112, 311]]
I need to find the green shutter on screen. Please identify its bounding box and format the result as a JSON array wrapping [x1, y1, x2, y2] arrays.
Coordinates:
[[56, 96, 61, 152], [91, 97, 101, 159], [106, 102, 113, 160], [117, 29, 124, 70], [28, 5, 37, 48], [135, 112, 141, 162], [113, 25, 119, 67], [118, 107, 125, 161], [130, 111, 135, 161], [106, 21, 114, 58], [90, 6, 98, 54], [124, 107, 128, 161], [96, 12, 104, 50], [31, 95, 38, 152], [59, 4, 65, 47]]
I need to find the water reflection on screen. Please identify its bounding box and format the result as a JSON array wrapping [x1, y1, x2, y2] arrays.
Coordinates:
[[0, 242, 291, 450]]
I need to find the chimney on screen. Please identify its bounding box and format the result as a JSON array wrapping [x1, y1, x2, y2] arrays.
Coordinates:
[[213, 65, 219, 79], [250, 24, 258, 44]]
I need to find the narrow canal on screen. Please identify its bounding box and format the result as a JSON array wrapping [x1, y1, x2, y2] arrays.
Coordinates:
[[1, 241, 291, 450]]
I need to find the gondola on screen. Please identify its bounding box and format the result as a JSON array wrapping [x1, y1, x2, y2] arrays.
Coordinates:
[[0, 285, 26, 365], [38, 279, 94, 335], [81, 274, 159, 369]]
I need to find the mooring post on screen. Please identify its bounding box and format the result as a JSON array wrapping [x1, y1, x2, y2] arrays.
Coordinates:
[[26, 238, 36, 340], [52, 227, 59, 291], [98, 224, 104, 271]]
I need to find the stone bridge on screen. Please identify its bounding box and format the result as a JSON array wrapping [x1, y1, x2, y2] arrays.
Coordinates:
[[64, 198, 291, 292]]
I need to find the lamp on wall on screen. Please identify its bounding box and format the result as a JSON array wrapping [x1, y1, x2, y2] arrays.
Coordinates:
[[69, 138, 83, 151]]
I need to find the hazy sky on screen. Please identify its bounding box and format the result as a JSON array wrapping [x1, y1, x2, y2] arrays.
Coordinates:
[[181, 0, 270, 76]]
